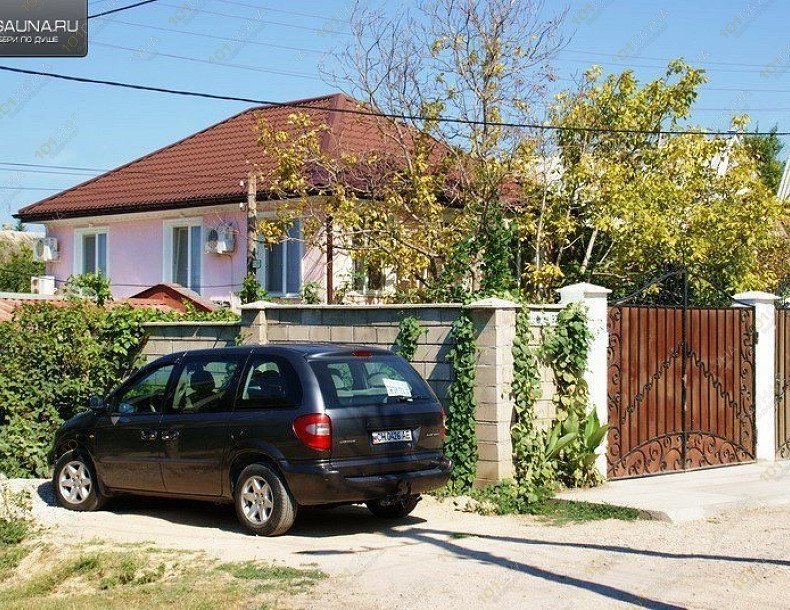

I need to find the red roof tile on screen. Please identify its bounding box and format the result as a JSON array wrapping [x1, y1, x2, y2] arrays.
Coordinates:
[[17, 93, 432, 222]]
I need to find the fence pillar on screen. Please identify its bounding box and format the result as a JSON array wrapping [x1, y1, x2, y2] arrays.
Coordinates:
[[468, 297, 520, 486], [557, 282, 612, 478], [239, 301, 269, 344], [733, 291, 777, 462]]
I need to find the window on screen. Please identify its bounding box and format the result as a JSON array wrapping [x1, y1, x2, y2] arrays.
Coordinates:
[[352, 257, 385, 293], [171, 357, 240, 414], [258, 220, 302, 295], [310, 356, 433, 408], [164, 221, 201, 293], [236, 356, 302, 409], [112, 364, 174, 415], [74, 229, 108, 276]]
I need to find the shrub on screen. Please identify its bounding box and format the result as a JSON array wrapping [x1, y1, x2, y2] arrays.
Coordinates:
[[0, 301, 238, 477]]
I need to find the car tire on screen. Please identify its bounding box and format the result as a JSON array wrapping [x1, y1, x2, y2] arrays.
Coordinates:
[[53, 450, 107, 512], [366, 494, 421, 519], [234, 463, 297, 536]]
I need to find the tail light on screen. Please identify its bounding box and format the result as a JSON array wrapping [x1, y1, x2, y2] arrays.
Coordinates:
[[293, 413, 332, 451]]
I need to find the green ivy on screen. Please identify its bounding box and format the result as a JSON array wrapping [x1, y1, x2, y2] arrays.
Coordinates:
[[542, 302, 604, 487], [510, 308, 556, 503], [443, 310, 478, 493], [237, 273, 269, 305], [393, 316, 425, 362]]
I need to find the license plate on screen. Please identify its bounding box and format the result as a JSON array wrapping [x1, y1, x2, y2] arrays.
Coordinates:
[[371, 429, 412, 444]]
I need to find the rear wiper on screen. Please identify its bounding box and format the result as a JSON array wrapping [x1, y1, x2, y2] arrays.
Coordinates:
[[393, 395, 429, 403]]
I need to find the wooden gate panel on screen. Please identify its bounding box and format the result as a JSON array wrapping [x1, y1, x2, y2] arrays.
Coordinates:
[[608, 305, 755, 478]]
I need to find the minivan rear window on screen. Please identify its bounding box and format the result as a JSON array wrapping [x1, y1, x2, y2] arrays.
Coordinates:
[[310, 355, 434, 408]]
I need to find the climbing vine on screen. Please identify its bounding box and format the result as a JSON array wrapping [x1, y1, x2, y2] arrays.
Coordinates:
[[443, 310, 478, 493], [393, 316, 425, 362], [542, 302, 605, 487], [510, 308, 555, 502]]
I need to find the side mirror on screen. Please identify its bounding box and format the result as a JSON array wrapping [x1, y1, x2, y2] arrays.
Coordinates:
[[89, 395, 106, 412]]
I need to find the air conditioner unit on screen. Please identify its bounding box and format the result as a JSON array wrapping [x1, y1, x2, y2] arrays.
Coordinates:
[[31, 275, 56, 296], [32, 237, 59, 262], [205, 224, 236, 255]]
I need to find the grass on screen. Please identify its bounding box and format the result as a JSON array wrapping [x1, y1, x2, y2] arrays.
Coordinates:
[[461, 483, 646, 524], [0, 544, 326, 609], [529, 499, 644, 525]]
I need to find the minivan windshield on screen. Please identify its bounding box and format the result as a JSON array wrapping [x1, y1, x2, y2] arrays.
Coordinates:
[[309, 355, 435, 408]]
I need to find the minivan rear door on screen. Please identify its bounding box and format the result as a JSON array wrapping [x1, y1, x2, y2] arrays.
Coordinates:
[[309, 353, 445, 476]]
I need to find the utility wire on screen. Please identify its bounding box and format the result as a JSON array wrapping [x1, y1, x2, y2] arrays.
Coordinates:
[[212, 0, 349, 24], [152, 2, 352, 36], [93, 41, 322, 81], [89, 0, 160, 19], [102, 17, 325, 55], [0, 64, 787, 136]]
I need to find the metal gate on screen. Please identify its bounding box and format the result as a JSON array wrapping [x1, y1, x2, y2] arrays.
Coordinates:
[[775, 309, 790, 459], [607, 304, 756, 478]]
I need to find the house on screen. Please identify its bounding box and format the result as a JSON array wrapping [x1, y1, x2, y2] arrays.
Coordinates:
[[15, 93, 413, 304]]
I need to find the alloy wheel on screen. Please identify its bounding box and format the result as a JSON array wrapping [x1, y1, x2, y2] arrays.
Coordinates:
[[58, 460, 92, 505], [240, 476, 274, 525]]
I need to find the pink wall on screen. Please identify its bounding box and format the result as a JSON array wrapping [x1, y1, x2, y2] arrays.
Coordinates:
[[44, 209, 247, 300]]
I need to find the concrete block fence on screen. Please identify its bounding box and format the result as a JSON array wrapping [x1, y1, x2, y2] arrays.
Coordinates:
[[140, 284, 788, 484]]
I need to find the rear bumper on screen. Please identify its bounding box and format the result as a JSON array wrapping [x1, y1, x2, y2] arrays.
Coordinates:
[[280, 456, 453, 505]]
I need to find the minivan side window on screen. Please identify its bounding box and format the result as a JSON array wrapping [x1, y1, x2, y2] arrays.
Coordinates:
[[171, 357, 241, 414], [113, 364, 175, 415], [236, 356, 302, 409]]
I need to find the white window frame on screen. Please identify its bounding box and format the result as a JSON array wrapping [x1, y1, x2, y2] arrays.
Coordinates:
[[73, 227, 109, 276], [256, 215, 303, 297], [163, 218, 203, 293]]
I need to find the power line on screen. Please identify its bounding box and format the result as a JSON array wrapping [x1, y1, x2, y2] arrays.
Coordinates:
[[0, 186, 60, 191], [213, 0, 349, 25], [102, 17, 325, 55], [93, 41, 322, 81], [150, 2, 352, 36], [89, 0, 160, 19], [0, 160, 268, 182], [561, 47, 779, 70], [0, 64, 787, 136]]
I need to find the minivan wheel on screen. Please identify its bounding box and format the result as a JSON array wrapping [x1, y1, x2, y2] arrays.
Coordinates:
[[234, 464, 297, 536], [53, 450, 107, 512], [366, 494, 421, 519]]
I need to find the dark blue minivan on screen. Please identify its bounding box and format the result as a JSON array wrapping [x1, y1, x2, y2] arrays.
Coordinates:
[[50, 344, 452, 535]]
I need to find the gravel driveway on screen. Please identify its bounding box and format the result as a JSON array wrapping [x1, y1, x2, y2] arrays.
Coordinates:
[[8, 479, 790, 610]]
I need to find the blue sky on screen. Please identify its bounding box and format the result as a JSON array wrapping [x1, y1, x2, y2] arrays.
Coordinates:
[[1, 0, 789, 226]]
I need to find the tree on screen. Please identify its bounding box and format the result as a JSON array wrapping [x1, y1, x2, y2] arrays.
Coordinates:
[[256, 0, 568, 299], [515, 61, 789, 301], [0, 243, 43, 293], [743, 125, 785, 193]]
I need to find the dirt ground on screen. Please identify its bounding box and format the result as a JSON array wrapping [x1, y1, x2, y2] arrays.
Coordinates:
[[8, 479, 790, 610]]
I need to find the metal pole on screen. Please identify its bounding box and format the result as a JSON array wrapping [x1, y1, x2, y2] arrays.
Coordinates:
[[681, 268, 689, 470]]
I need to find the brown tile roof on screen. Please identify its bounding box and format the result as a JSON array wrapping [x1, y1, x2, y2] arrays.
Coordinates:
[[130, 283, 218, 313], [17, 93, 432, 223], [0, 294, 176, 322]]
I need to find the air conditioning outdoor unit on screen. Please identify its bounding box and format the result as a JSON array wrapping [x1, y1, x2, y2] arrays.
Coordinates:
[[31, 275, 56, 296], [205, 224, 236, 255], [32, 237, 59, 262]]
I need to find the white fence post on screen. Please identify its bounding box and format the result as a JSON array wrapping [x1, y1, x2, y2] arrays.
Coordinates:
[[733, 291, 777, 462], [557, 282, 612, 478]]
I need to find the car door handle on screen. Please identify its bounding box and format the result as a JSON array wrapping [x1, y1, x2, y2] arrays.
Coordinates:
[[160, 430, 180, 442], [140, 430, 158, 441]]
